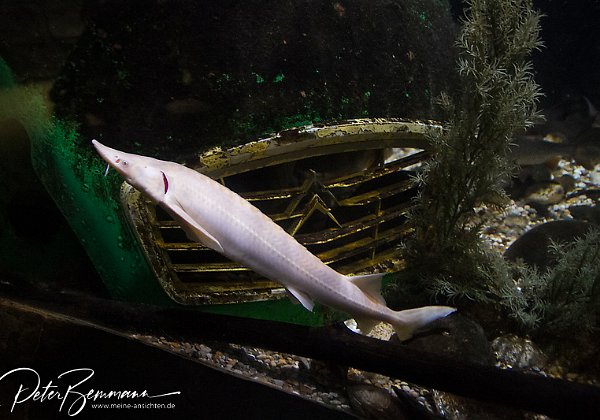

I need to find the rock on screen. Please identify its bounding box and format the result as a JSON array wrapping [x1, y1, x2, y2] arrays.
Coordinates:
[[297, 356, 312, 370], [403, 313, 493, 366], [347, 383, 413, 420], [502, 214, 529, 228], [510, 135, 574, 167], [569, 204, 600, 224], [299, 384, 316, 396], [491, 335, 547, 370], [518, 163, 553, 184], [573, 128, 600, 169], [591, 170, 600, 185], [393, 386, 444, 420], [427, 335, 549, 419], [504, 220, 593, 272], [528, 96, 599, 145], [523, 181, 565, 206], [431, 389, 529, 420], [557, 174, 577, 192]]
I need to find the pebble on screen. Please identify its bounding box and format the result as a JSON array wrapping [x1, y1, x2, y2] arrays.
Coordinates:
[[299, 384, 315, 395]]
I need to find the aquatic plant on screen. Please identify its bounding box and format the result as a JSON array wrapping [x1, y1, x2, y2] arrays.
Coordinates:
[[391, 0, 542, 304], [508, 229, 600, 338]]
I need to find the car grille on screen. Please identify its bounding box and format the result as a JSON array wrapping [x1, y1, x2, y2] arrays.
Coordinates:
[[121, 118, 438, 305]]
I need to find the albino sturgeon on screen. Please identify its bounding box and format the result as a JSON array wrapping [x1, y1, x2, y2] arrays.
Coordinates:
[[93, 140, 455, 340]]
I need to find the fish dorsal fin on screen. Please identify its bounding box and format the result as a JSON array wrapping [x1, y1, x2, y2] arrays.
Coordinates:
[[165, 200, 224, 254], [347, 273, 386, 306], [287, 287, 315, 311]]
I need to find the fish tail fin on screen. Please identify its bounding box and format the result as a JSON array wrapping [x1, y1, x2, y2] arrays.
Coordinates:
[[390, 306, 456, 341]]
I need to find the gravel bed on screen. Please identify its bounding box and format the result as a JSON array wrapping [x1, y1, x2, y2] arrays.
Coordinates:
[[134, 325, 438, 416], [482, 159, 600, 254]]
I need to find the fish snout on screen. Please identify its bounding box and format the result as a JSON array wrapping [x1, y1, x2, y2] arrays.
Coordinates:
[[92, 140, 133, 176]]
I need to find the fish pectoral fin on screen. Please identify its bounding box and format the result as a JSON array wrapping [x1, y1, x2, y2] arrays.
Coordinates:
[[346, 273, 386, 306], [166, 201, 224, 253], [287, 287, 315, 312], [185, 226, 224, 254]]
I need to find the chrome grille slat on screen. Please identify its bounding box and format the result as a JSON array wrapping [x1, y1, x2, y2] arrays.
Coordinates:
[[336, 180, 414, 206], [173, 262, 249, 272], [158, 201, 411, 250], [166, 222, 410, 273], [293, 203, 411, 244], [316, 225, 410, 264]]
